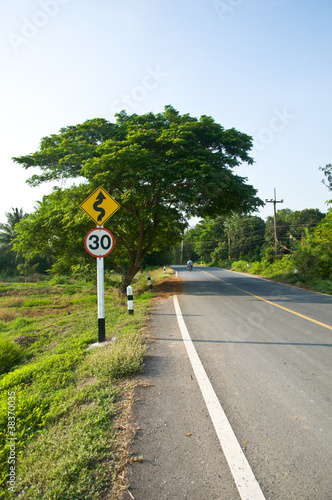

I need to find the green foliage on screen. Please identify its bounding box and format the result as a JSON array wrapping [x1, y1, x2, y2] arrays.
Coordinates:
[[0, 339, 23, 375], [303, 278, 332, 294], [229, 208, 332, 293], [0, 209, 27, 250], [12, 106, 262, 292], [88, 332, 145, 381], [319, 163, 332, 191], [265, 208, 325, 254], [0, 209, 28, 277], [0, 274, 157, 498], [0, 208, 50, 278], [232, 254, 295, 280], [230, 260, 251, 273], [294, 211, 332, 279], [184, 214, 266, 263], [186, 217, 225, 262], [14, 389, 119, 500], [190, 204, 332, 293]]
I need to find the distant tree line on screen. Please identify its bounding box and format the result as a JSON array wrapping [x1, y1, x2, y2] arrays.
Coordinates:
[[176, 164, 332, 270], [0, 208, 50, 279], [171, 208, 326, 266], [1, 161, 331, 286], [168, 163, 332, 288]]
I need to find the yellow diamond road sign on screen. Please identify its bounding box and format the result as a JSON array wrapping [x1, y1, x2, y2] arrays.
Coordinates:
[[80, 186, 120, 226]]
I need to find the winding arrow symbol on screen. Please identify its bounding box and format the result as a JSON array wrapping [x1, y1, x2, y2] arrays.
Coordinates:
[[93, 190, 106, 222]]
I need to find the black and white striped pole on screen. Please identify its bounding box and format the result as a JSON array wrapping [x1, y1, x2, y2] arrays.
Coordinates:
[[147, 272, 153, 289], [127, 285, 134, 315], [97, 257, 105, 342], [163, 266, 166, 274], [84, 227, 115, 343]]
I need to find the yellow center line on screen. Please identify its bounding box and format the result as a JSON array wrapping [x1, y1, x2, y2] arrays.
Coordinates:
[[201, 270, 332, 331]]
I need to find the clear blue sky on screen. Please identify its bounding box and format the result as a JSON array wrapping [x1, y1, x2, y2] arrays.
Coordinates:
[[1, 0, 331, 224]]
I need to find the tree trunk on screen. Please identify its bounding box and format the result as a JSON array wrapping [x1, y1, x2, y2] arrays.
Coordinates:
[[117, 219, 160, 296], [118, 264, 141, 296]]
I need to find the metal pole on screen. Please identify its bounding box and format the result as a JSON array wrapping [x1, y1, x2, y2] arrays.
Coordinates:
[[97, 257, 105, 342]]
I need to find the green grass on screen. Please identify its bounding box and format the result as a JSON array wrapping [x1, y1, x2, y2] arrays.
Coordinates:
[[0, 267, 174, 499], [0, 340, 24, 375], [230, 258, 332, 295]]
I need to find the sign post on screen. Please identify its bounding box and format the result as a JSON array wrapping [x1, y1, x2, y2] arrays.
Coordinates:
[[80, 187, 120, 343], [84, 227, 115, 343], [97, 257, 105, 342]]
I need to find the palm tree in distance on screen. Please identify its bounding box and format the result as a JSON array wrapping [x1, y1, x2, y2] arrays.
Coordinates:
[[0, 208, 27, 253]]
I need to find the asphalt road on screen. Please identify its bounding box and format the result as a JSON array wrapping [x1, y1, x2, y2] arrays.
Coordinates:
[[125, 266, 332, 500]]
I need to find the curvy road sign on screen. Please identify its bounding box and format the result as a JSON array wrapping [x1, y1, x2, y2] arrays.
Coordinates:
[[80, 186, 120, 226], [84, 228, 115, 258]]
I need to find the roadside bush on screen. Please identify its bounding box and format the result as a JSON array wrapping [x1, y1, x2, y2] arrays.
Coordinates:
[[231, 255, 297, 280], [305, 278, 332, 294], [0, 339, 24, 375], [231, 260, 251, 273], [249, 260, 265, 275], [263, 254, 295, 278], [88, 332, 145, 381]]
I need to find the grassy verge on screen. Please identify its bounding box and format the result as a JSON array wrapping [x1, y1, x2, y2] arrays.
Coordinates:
[[0, 267, 174, 500], [230, 259, 332, 295]]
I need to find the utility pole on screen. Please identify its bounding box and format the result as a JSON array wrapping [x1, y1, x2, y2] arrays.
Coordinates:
[[180, 234, 184, 264], [227, 225, 231, 261], [265, 188, 283, 255]]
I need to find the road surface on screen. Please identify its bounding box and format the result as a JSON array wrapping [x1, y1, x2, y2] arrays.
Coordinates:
[[125, 266, 332, 499]]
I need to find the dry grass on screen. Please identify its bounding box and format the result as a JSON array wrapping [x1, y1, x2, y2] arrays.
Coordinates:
[[106, 381, 138, 500], [150, 272, 183, 300], [0, 309, 17, 322]]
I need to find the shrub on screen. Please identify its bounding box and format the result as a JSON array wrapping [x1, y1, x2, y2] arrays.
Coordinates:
[[88, 333, 145, 381], [231, 260, 251, 273], [0, 339, 24, 375]]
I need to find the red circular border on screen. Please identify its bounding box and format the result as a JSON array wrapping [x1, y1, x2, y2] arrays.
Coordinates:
[[84, 228, 115, 257]]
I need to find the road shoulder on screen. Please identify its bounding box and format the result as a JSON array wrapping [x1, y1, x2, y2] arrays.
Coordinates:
[[122, 275, 239, 500]]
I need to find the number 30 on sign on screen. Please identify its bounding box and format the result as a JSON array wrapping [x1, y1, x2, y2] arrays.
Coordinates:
[[84, 228, 115, 258]]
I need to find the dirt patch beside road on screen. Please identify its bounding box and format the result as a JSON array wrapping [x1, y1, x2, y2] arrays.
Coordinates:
[[150, 273, 183, 300]]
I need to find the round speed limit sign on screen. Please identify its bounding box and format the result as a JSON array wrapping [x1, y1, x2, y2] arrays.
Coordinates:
[[84, 228, 115, 257]]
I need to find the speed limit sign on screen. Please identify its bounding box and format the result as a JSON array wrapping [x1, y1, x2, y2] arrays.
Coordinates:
[[84, 228, 115, 257]]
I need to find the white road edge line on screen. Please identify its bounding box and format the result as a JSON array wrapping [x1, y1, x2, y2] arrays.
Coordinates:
[[173, 294, 266, 500]]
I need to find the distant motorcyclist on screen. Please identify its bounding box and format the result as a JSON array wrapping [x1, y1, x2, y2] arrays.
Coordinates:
[[187, 259, 193, 270]]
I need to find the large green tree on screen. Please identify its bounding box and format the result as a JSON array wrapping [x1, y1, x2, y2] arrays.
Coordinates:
[[13, 106, 262, 293]]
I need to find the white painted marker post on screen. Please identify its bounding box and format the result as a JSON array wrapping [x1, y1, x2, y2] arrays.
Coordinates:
[[127, 285, 134, 315], [147, 273, 152, 289]]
